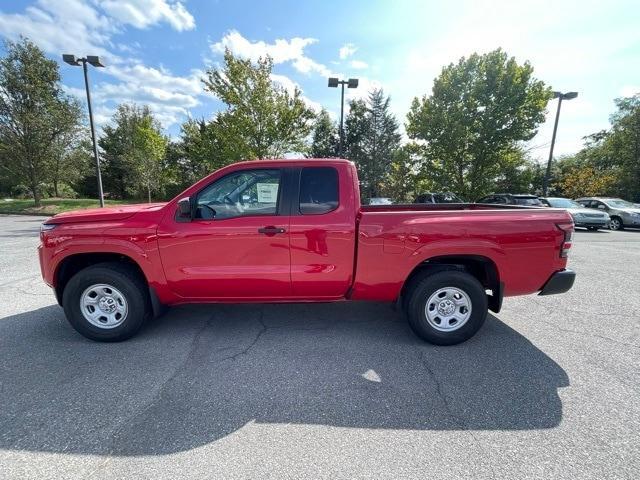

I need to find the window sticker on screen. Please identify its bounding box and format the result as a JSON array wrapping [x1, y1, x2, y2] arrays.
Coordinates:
[[256, 183, 279, 203]]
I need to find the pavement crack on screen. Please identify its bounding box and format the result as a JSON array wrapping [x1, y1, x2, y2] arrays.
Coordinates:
[[537, 318, 640, 350], [226, 307, 267, 361], [86, 313, 218, 474], [529, 297, 639, 320], [417, 348, 498, 480]]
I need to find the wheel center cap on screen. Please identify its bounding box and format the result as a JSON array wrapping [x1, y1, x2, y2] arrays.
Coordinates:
[[438, 299, 455, 316], [99, 297, 116, 313]]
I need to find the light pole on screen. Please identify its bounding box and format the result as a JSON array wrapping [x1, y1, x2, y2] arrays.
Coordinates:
[[542, 90, 578, 195], [63, 54, 105, 207], [328, 77, 358, 157]]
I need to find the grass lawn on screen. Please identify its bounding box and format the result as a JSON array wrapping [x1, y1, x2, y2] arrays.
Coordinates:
[[0, 198, 134, 216]]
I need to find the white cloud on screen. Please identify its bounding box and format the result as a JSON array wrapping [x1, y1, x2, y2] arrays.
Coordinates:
[[350, 60, 368, 69], [211, 30, 330, 76], [91, 63, 205, 128], [98, 0, 195, 31], [270, 74, 322, 113], [339, 43, 357, 60], [620, 85, 640, 97], [0, 0, 200, 130], [270, 74, 298, 94], [0, 0, 116, 58]]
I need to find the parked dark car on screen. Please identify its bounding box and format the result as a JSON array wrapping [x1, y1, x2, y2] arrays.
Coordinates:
[[476, 194, 544, 206], [414, 192, 464, 204]]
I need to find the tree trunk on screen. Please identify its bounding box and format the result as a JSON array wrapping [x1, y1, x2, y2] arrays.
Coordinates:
[[147, 184, 151, 203], [53, 178, 59, 198], [32, 185, 41, 207]]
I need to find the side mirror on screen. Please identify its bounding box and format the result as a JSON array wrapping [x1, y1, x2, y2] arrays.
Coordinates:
[[177, 197, 192, 220], [597, 204, 606, 210]]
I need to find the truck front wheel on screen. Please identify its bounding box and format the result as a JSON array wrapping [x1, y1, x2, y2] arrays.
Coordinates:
[[62, 262, 150, 342], [406, 270, 488, 345]]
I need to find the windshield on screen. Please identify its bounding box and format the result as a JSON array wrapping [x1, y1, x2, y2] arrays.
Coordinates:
[[514, 197, 543, 206], [606, 199, 635, 208], [547, 198, 582, 208]]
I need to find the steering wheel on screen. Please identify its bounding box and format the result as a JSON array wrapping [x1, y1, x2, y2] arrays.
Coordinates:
[[198, 203, 217, 219]]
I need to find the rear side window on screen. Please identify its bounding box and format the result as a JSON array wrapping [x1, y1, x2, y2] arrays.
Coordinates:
[[299, 167, 339, 215]]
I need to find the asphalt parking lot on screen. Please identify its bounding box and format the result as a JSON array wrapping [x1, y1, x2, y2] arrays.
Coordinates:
[[0, 214, 638, 479]]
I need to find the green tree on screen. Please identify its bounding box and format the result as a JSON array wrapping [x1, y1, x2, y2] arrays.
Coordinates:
[[202, 49, 315, 159], [99, 104, 167, 200], [556, 165, 617, 199], [165, 117, 235, 195], [309, 108, 338, 158], [49, 126, 87, 197], [0, 38, 83, 205], [379, 144, 425, 202], [345, 89, 401, 199], [406, 49, 551, 200], [129, 116, 168, 202], [553, 94, 640, 201], [493, 148, 544, 195]]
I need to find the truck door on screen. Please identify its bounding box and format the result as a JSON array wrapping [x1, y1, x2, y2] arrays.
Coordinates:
[[157, 167, 292, 299], [289, 166, 357, 298]]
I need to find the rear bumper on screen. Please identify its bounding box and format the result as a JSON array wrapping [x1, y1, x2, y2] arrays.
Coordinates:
[[539, 269, 576, 295]]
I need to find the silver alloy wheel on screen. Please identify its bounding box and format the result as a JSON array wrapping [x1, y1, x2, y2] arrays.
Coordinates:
[[80, 283, 128, 329], [425, 287, 472, 332], [610, 218, 621, 230]]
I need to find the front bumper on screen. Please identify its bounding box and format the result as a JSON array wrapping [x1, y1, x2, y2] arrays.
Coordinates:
[[539, 269, 576, 295], [575, 221, 608, 228]]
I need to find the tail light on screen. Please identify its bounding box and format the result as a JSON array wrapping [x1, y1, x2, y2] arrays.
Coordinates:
[[556, 222, 574, 258]]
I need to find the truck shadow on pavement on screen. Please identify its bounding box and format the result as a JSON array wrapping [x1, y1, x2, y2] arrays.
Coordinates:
[[0, 301, 569, 456]]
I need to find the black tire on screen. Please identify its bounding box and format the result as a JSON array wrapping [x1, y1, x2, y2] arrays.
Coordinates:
[[62, 262, 150, 342], [609, 216, 623, 231], [406, 270, 488, 346]]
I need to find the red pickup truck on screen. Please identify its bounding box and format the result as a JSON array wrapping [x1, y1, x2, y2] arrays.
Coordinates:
[[38, 159, 575, 345]]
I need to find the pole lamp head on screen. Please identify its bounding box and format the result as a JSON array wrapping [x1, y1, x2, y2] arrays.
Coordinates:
[[328, 77, 339, 88], [563, 91, 578, 100], [62, 54, 81, 66], [86, 56, 105, 68], [347, 78, 359, 88]]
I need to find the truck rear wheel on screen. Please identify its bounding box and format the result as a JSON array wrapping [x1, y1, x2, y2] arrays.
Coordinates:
[[62, 262, 150, 342], [406, 270, 488, 345]]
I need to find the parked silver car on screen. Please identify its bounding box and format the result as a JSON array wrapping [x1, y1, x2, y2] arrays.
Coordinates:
[[540, 197, 610, 231], [576, 197, 640, 230]]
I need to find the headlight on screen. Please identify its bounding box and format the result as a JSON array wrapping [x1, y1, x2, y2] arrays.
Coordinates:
[[40, 223, 57, 232]]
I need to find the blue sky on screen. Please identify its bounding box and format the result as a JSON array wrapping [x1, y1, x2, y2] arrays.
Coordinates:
[[1, 0, 639, 161]]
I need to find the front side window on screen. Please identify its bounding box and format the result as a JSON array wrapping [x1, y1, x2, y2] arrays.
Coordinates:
[[547, 198, 582, 208], [299, 167, 339, 215], [606, 199, 633, 208], [514, 197, 543, 206], [433, 193, 463, 203], [195, 169, 281, 220]]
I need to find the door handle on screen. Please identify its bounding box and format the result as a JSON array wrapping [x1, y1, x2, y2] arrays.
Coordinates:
[[258, 226, 286, 235]]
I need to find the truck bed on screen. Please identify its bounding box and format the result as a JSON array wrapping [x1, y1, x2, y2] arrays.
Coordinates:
[[360, 202, 545, 213], [352, 204, 572, 301]]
